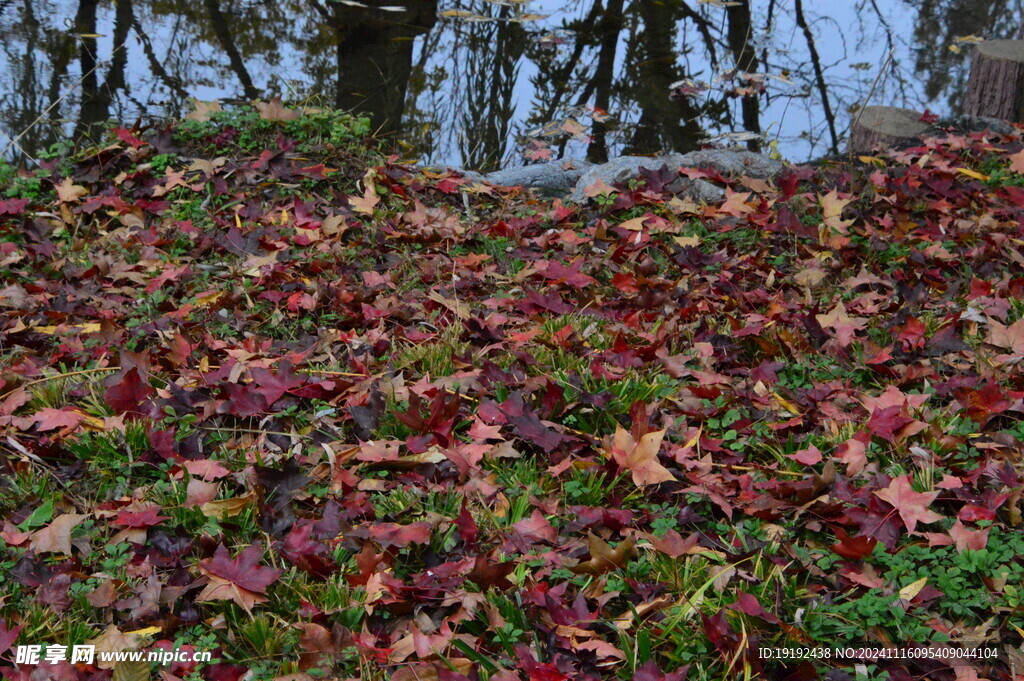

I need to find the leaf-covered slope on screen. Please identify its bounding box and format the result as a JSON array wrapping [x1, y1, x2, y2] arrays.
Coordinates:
[[0, 107, 1023, 681]]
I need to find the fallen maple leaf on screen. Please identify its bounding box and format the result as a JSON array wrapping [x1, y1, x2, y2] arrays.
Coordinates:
[[986, 317, 1024, 358], [819, 189, 853, 231], [254, 96, 300, 122], [511, 509, 557, 543], [196, 543, 283, 614], [183, 458, 231, 481], [0, 618, 22, 656], [1009, 148, 1024, 174], [948, 520, 990, 553], [185, 479, 220, 507], [631, 659, 691, 681], [367, 521, 432, 549], [185, 98, 222, 122], [32, 407, 85, 432], [719, 189, 753, 216], [835, 437, 867, 475], [583, 177, 617, 198], [104, 367, 153, 414], [570, 533, 636, 575], [607, 426, 676, 487], [874, 475, 944, 532], [645, 529, 699, 558], [787, 444, 822, 466], [349, 184, 380, 215], [250, 361, 305, 406], [815, 302, 866, 348], [30, 513, 87, 556], [200, 489, 257, 519], [56, 177, 88, 203]]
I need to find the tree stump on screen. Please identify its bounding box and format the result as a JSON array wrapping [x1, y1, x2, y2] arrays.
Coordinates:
[[963, 40, 1024, 122], [847, 106, 929, 154]]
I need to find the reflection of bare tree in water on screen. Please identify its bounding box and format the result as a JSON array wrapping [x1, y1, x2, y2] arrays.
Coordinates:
[[906, 0, 1023, 111], [309, 0, 437, 139], [623, 0, 708, 156], [74, 0, 135, 145], [204, 0, 258, 100], [0, 0, 73, 156], [457, 3, 526, 170], [4, 0, 1024, 164], [522, 0, 752, 161]]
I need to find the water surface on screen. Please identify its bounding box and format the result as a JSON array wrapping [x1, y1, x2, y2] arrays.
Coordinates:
[[1, 0, 1021, 168]]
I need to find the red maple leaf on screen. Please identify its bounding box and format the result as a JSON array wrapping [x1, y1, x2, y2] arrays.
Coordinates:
[[0, 618, 22, 656], [114, 507, 169, 528], [0, 199, 29, 215], [104, 367, 153, 414], [219, 382, 268, 417], [368, 522, 432, 549], [540, 259, 597, 289], [197, 543, 283, 614], [948, 520, 989, 553], [867, 405, 925, 442], [33, 408, 85, 432], [250, 361, 306, 407], [512, 509, 557, 543], [113, 127, 146, 149]]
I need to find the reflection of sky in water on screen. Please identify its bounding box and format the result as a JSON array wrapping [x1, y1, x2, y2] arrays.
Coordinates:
[[427, 0, 928, 164], [0, 0, 1004, 166]]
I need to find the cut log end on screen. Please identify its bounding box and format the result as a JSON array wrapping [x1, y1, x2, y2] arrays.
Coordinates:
[[974, 39, 1024, 62], [847, 106, 929, 154], [963, 39, 1024, 122]]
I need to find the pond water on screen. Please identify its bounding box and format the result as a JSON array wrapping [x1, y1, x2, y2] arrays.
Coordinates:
[[0, 0, 1021, 169]]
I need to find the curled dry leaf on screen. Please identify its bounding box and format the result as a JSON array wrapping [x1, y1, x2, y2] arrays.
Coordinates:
[[569, 533, 636, 576]]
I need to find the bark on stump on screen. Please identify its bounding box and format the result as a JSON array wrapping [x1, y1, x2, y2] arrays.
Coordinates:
[[963, 39, 1024, 122], [847, 106, 929, 154]]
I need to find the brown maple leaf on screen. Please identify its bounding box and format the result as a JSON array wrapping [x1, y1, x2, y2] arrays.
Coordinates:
[[874, 475, 943, 532], [582, 177, 617, 198], [1009, 148, 1024, 174], [719, 189, 754, 216], [569, 533, 636, 576], [254, 96, 300, 122], [55, 177, 88, 203], [819, 189, 854, 232], [86, 625, 142, 670], [185, 98, 222, 122], [986, 317, 1024, 358], [607, 426, 676, 487], [30, 513, 87, 556]]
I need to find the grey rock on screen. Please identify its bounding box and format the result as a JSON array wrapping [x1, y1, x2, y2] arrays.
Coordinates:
[[676, 149, 784, 178], [415, 165, 485, 182], [954, 115, 1017, 137], [484, 159, 593, 194], [568, 149, 782, 203], [678, 177, 728, 203]]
